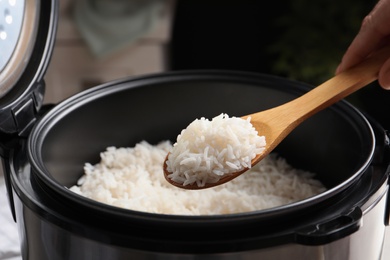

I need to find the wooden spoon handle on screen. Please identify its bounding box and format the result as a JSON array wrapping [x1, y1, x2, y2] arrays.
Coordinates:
[[248, 46, 390, 152], [288, 46, 390, 123]]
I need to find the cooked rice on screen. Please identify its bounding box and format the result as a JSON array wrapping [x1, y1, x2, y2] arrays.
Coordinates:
[[69, 141, 326, 215], [165, 113, 266, 187]]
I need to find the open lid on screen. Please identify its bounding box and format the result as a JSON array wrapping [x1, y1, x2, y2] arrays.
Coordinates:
[[0, 0, 57, 136]]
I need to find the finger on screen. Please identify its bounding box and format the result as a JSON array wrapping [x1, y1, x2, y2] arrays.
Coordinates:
[[378, 57, 390, 89], [336, 16, 383, 74], [336, 0, 390, 73]]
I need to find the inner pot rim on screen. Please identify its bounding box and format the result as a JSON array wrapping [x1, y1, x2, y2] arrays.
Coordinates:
[[27, 70, 376, 222]]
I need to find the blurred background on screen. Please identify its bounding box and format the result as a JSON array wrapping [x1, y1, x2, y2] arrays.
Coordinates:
[[45, 0, 390, 130]]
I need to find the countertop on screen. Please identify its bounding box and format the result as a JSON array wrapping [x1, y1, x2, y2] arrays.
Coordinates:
[[0, 173, 22, 260]]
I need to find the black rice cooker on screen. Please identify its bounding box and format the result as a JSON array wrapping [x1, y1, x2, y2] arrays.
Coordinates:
[[1, 0, 390, 259]]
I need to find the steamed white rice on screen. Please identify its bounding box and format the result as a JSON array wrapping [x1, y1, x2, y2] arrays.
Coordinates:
[[69, 141, 326, 215], [166, 113, 266, 187]]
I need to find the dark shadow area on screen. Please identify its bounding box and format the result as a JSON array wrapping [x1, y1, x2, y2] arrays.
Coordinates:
[[169, 0, 390, 130]]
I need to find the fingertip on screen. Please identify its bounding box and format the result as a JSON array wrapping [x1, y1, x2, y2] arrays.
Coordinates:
[[378, 78, 390, 90], [335, 58, 347, 74], [335, 64, 343, 75], [378, 58, 390, 90]]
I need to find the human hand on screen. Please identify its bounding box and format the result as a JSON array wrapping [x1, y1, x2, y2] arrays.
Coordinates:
[[336, 0, 390, 89]]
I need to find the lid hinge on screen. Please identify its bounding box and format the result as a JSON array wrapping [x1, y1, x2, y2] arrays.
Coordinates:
[[11, 81, 45, 138], [13, 96, 38, 137]]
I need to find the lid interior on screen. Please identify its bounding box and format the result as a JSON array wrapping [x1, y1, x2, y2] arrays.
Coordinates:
[[0, 0, 39, 98]]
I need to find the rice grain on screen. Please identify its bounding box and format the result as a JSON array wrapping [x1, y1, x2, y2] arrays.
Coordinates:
[[70, 140, 326, 215]]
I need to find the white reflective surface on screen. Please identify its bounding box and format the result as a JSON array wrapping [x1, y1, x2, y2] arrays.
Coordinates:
[[0, 0, 25, 72]]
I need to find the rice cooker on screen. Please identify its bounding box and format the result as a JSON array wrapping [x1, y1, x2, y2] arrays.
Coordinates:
[[1, 0, 390, 259]]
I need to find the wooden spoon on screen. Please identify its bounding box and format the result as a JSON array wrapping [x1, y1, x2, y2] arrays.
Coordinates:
[[163, 46, 390, 190]]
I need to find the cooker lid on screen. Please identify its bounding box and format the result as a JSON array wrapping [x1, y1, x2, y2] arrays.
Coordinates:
[[0, 0, 57, 136]]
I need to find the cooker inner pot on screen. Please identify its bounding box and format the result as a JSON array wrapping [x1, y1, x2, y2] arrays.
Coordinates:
[[36, 72, 374, 209]]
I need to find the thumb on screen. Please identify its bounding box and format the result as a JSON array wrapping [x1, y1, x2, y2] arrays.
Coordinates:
[[378, 57, 390, 89]]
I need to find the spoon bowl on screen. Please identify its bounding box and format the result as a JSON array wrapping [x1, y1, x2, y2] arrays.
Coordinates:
[[164, 46, 390, 190]]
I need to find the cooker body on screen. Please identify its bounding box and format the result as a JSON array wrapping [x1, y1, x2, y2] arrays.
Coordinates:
[[6, 71, 390, 259], [11, 181, 389, 260]]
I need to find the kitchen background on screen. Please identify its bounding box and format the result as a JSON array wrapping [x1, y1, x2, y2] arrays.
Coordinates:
[[44, 0, 390, 130], [2, 0, 390, 259], [43, 0, 175, 104]]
